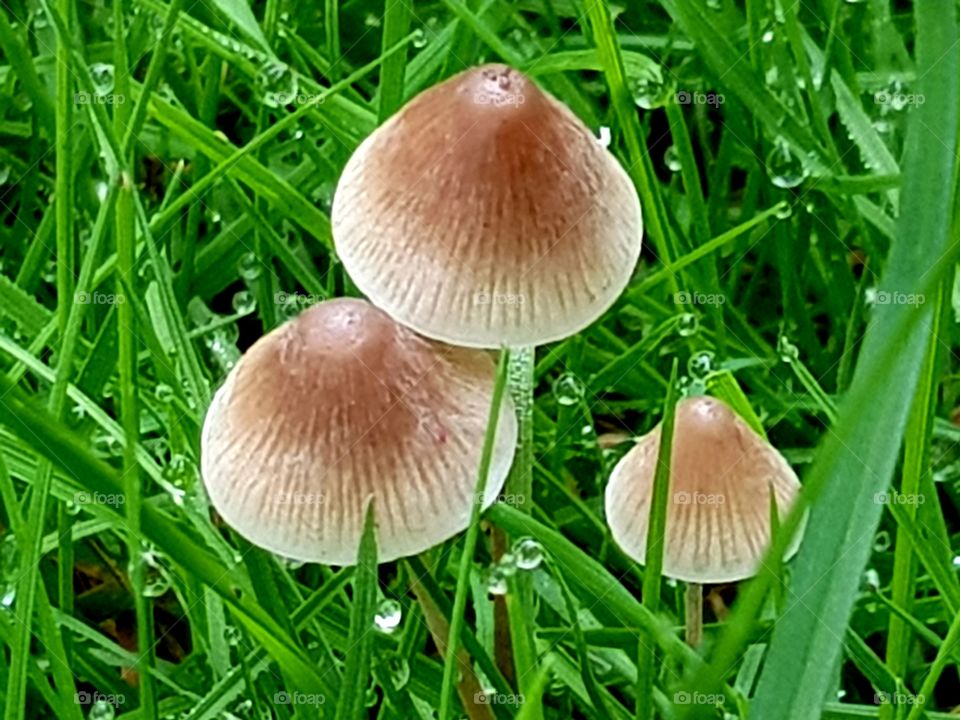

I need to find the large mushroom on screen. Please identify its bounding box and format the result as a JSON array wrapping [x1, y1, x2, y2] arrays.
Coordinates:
[[332, 64, 643, 348], [605, 395, 804, 644], [200, 298, 517, 565]]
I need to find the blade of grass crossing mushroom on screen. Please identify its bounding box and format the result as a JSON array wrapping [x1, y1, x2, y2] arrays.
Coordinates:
[[334, 504, 379, 720], [638, 360, 678, 720], [439, 349, 512, 720]]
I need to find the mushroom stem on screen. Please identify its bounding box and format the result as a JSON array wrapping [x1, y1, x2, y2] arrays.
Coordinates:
[[685, 582, 703, 647]]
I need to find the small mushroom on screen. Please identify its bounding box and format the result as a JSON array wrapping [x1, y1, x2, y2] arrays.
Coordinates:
[[332, 64, 643, 348], [604, 395, 804, 643], [200, 298, 517, 565]]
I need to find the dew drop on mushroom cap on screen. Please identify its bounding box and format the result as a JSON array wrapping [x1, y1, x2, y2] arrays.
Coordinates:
[[332, 64, 643, 349], [200, 298, 518, 566], [604, 396, 804, 584]]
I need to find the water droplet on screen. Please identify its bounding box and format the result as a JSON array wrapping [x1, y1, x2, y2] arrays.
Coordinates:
[[873, 530, 891, 552], [387, 655, 410, 689], [664, 145, 682, 172], [952, 555, 960, 568], [862, 568, 880, 592], [775, 203, 793, 219], [553, 373, 584, 407], [374, 598, 402, 632], [0, 165, 10, 185], [677, 313, 700, 337], [411, 28, 427, 48], [597, 125, 611, 148], [90, 63, 115, 95], [232, 290, 256, 315], [631, 72, 672, 110], [706, 0, 722, 9], [512, 538, 544, 570], [761, 29, 775, 43], [767, 141, 809, 189], [687, 350, 715, 379], [225, 624, 243, 646], [484, 566, 509, 596], [237, 252, 262, 281], [1, 535, 19, 608], [88, 700, 115, 720], [777, 335, 799, 363], [257, 62, 299, 108], [155, 383, 174, 404]]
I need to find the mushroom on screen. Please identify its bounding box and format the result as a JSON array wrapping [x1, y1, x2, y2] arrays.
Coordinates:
[[200, 298, 517, 565], [604, 395, 804, 645], [331, 63, 643, 348]]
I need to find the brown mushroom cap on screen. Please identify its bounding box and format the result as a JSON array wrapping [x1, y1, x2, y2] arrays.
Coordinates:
[[331, 64, 643, 348], [200, 298, 517, 565], [604, 396, 803, 583]]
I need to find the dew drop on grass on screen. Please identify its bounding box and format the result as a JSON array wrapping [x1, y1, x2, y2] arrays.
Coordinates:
[[498, 553, 518, 577], [90, 63, 115, 95], [861, 568, 880, 592], [873, 530, 891, 552], [553, 373, 584, 406], [237, 252, 262, 281], [766, 140, 809, 189], [952, 555, 960, 568], [631, 72, 672, 110], [155, 383, 174, 404], [677, 313, 699, 337], [761, 29, 775, 43], [411, 28, 427, 48], [232, 289, 256, 315], [687, 350, 715, 379], [484, 566, 509, 596], [0, 164, 10, 185], [775, 203, 793, 219], [777, 335, 800, 363], [387, 656, 410, 689], [88, 700, 115, 720], [257, 62, 299, 108], [664, 145, 682, 172], [225, 624, 242, 646], [512, 538, 544, 570], [707, 0, 722, 9], [1, 534, 19, 608], [374, 598, 402, 632]]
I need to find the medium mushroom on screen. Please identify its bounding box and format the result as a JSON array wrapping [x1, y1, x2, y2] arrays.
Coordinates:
[[604, 395, 804, 644], [200, 298, 517, 565], [331, 63, 643, 348]]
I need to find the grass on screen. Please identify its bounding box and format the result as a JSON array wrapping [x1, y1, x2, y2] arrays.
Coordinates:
[[0, 0, 959, 719]]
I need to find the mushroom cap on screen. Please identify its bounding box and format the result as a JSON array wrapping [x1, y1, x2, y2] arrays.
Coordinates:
[[604, 396, 803, 584], [331, 64, 643, 348], [200, 298, 517, 565]]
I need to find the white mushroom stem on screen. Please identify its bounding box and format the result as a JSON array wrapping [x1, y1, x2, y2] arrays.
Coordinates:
[[685, 582, 703, 648]]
